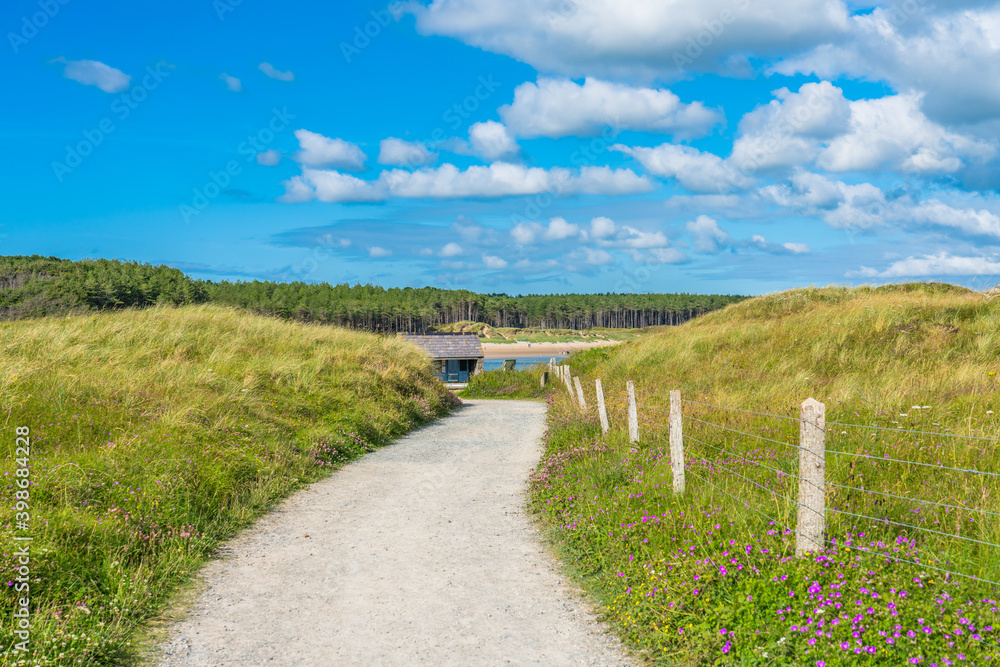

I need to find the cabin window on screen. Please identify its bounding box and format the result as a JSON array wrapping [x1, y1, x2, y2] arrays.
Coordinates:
[[459, 360, 468, 371]]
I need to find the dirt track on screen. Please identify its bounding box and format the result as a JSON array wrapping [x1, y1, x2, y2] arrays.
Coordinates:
[[155, 400, 632, 666]]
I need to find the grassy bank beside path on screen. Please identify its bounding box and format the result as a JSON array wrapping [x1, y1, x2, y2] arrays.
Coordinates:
[[532, 284, 1000, 665], [1, 305, 458, 666]]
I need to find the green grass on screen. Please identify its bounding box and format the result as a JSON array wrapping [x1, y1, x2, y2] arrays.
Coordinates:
[[532, 284, 1000, 665], [460, 365, 553, 400], [0, 305, 459, 666]]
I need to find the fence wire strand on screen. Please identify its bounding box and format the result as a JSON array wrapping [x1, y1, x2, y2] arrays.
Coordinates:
[[565, 377, 1000, 612], [824, 506, 1000, 551], [826, 481, 1000, 519], [827, 419, 1000, 444]]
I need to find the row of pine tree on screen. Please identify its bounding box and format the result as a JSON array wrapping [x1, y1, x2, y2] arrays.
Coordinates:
[[0, 256, 746, 330]]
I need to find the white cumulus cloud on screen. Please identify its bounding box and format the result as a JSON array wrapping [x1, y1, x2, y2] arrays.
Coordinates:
[[405, 0, 849, 79], [614, 143, 752, 193], [857, 253, 1000, 278], [775, 6, 1000, 125], [294, 130, 367, 170], [55, 58, 130, 93], [280, 162, 650, 202], [468, 121, 519, 160], [259, 62, 295, 81], [219, 73, 242, 92], [500, 77, 721, 138], [544, 217, 581, 240], [483, 254, 508, 269], [686, 215, 731, 254], [378, 138, 438, 166], [256, 149, 281, 166]]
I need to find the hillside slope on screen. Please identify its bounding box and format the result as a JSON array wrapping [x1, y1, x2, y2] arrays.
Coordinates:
[[572, 282, 996, 418], [0, 305, 457, 665], [534, 283, 1000, 665]]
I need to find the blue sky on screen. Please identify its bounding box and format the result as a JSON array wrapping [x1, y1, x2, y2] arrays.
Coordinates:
[[5, 0, 1000, 295]]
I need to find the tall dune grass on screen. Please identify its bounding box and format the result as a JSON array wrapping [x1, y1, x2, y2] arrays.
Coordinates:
[[534, 284, 1000, 665], [0, 305, 458, 665]]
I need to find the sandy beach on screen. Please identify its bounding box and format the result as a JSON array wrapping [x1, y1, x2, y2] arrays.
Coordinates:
[[479, 340, 622, 359]]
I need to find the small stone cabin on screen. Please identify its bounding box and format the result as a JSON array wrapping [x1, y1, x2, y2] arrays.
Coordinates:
[[399, 332, 485, 383]]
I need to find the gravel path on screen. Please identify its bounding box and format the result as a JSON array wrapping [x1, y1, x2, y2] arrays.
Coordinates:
[[155, 400, 632, 666]]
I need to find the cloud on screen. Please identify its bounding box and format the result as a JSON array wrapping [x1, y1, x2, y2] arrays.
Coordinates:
[[582, 248, 615, 266], [544, 217, 581, 240], [256, 149, 281, 166], [451, 218, 499, 245], [219, 73, 242, 92], [746, 234, 811, 255], [686, 215, 731, 253], [293, 130, 367, 170], [730, 81, 851, 172], [573, 166, 655, 195], [378, 138, 438, 166], [774, 6, 1000, 124], [499, 77, 721, 138], [727, 82, 995, 176], [405, 0, 849, 79], [381, 163, 552, 199], [630, 248, 688, 264], [614, 143, 752, 193], [440, 242, 464, 257], [468, 121, 519, 160], [590, 216, 616, 239], [761, 171, 888, 230], [908, 200, 1000, 239], [856, 253, 1000, 278], [55, 58, 130, 93], [483, 254, 508, 269], [368, 246, 392, 258], [817, 94, 994, 174], [259, 62, 295, 81], [280, 168, 386, 203], [511, 222, 542, 245], [597, 224, 669, 249], [764, 171, 1000, 237], [510, 217, 583, 245], [782, 242, 811, 254], [280, 162, 651, 202]]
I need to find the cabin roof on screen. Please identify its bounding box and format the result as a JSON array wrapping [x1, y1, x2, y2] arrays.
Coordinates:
[[399, 332, 484, 359]]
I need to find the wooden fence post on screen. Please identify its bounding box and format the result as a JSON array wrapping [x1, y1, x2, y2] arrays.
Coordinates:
[[669, 389, 685, 494], [573, 377, 587, 410], [562, 366, 573, 394], [627, 380, 639, 443], [540, 371, 548, 388], [595, 379, 609, 434], [796, 398, 826, 556]]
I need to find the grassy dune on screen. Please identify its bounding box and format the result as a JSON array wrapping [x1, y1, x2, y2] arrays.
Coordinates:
[[0, 305, 459, 666], [534, 284, 1000, 665]]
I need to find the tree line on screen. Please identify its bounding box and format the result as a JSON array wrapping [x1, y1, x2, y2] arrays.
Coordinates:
[[0, 256, 746, 329], [0, 255, 207, 319]]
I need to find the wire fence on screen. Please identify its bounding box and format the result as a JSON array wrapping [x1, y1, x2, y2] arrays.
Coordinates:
[[552, 365, 1000, 597]]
